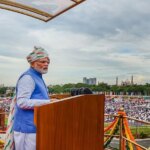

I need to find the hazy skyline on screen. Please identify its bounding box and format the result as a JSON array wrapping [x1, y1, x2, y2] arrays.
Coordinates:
[[1, 0, 150, 86]]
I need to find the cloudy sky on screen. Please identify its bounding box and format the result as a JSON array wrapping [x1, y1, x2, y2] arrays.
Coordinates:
[[1, 0, 150, 86]]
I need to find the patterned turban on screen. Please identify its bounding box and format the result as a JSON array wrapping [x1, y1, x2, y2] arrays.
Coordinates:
[[26, 46, 49, 63]]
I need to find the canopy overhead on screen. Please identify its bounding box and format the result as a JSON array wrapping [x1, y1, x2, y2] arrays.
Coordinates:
[[0, 0, 85, 22]]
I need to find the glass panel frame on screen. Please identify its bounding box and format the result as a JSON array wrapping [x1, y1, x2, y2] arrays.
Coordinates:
[[0, 0, 85, 22]]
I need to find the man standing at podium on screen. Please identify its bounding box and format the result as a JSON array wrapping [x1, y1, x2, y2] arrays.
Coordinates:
[[13, 46, 51, 150]]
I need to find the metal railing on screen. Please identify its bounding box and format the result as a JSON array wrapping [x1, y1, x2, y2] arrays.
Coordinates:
[[104, 113, 150, 150]]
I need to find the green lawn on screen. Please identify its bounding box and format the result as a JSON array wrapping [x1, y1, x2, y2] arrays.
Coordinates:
[[104, 123, 150, 138]]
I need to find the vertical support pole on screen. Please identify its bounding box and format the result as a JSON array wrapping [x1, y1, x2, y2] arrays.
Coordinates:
[[136, 122, 138, 138], [119, 115, 123, 150]]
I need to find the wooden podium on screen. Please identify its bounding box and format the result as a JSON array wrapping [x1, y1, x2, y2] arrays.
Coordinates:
[[34, 94, 104, 150]]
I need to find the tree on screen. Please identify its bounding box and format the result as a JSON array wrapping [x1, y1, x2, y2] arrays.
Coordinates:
[[0, 87, 7, 95]]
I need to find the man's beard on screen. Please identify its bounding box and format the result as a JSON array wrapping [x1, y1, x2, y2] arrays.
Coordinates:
[[35, 67, 48, 74]]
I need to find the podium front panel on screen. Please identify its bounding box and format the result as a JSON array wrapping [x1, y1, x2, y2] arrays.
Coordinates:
[[34, 94, 104, 150]]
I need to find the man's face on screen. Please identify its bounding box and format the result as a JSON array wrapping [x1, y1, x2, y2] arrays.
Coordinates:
[[31, 57, 50, 74]]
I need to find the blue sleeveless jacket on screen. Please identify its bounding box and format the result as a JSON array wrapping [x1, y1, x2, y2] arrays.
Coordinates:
[[13, 68, 49, 133]]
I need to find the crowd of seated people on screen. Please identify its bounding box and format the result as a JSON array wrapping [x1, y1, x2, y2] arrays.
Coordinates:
[[105, 96, 150, 124], [0, 94, 150, 125], [0, 97, 11, 112]]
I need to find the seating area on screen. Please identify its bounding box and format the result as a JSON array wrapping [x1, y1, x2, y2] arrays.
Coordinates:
[[105, 96, 150, 123]]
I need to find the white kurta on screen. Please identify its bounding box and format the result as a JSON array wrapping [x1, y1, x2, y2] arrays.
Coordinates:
[[14, 132, 36, 150]]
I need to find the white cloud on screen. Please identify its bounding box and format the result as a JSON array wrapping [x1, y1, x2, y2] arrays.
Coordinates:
[[1, 0, 150, 85]]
